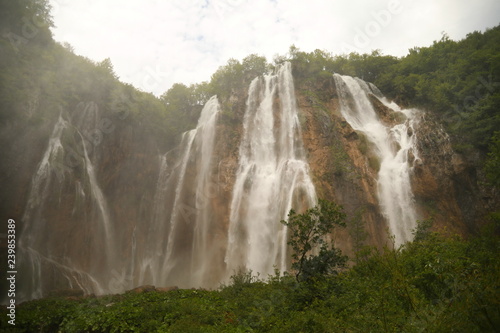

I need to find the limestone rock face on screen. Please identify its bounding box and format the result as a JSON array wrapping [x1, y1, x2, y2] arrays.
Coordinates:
[[292, 73, 495, 253], [410, 114, 498, 234], [297, 87, 386, 255]]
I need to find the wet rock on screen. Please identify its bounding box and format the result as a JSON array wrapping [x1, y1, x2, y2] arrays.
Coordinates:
[[47, 289, 84, 298], [369, 94, 406, 126], [408, 149, 415, 165], [129, 285, 156, 293], [344, 131, 358, 141], [157, 286, 179, 292], [451, 153, 466, 174]]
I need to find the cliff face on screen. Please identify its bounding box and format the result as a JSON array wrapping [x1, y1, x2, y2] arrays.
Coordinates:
[[3, 65, 496, 301], [3, 101, 164, 300], [296, 77, 386, 254], [410, 113, 499, 234], [294, 74, 497, 246]]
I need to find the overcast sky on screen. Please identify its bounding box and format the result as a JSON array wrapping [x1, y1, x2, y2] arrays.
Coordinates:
[[48, 0, 500, 96]]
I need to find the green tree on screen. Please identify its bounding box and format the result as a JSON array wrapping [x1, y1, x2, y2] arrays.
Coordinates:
[[281, 199, 347, 281], [210, 58, 244, 98], [241, 54, 269, 80], [161, 83, 201, 133], [348, 207, 369, 259], [0, 0, 54, 30], [97, 57, 118, 80]]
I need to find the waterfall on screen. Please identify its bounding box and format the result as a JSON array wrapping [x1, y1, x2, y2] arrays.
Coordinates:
[[225, 62, 317, 277], [333, 74, 420, 246], [143, 95, 221, 288], [17, 62, 423, 300], [77, 130, 114, 253], [19, 115, 68, 300], [21, 115, 67, 226], [19, 109, 115, 300], [19, 95, 222, 298]]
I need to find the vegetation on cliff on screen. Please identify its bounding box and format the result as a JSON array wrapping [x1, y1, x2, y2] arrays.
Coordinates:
[[284, 27, 500, 171], [162, 25, 500, 181]]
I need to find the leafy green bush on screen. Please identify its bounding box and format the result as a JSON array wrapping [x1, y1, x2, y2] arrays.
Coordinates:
[[4, 220, 498, 332]]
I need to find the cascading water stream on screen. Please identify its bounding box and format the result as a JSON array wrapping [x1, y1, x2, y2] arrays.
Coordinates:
[[142, 95, 221, 288], [21, 115, 68, 226], [159, 130, 197, 281], [333, 74, 420, 246], [225, 62, 317, 277], [77, 130, 114, 254], [19, 115, 68, 300], [19, 108, 116, 300]]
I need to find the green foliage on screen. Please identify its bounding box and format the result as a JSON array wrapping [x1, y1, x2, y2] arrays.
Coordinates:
[[281, 199, 347, 281], [348, 206, 369, 256], [160, 83, 203, 134], [374, 27, 500, 156], [411, 218, 434, 242], [0, 290, 239, 332], [97, 57, 118, 80], [485, 131, 500, 187], [330, 140, 354, 178], [210, 54, 270, 100], [0, 0, 179, 155], [0, 0, 53, 41], [3, 221, 498, 332], [284, 45, 398, 87], [8, 298, 79, 332]]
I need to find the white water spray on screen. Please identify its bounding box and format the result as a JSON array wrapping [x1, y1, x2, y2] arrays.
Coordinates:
[[19, 109, 116, 300], [333, 74, 420, 246], [225, 62, 317, 277], [142, 95, 221, 287]]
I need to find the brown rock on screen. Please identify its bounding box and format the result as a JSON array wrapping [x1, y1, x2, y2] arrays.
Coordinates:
[[156, 286, 179, 292], [47, 289, 84, 298], [128, 285, 156, 293], [344, 131, 358, 141]]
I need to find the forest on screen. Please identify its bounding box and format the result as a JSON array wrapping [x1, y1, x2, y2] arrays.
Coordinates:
[[0, 0, 499, 331]]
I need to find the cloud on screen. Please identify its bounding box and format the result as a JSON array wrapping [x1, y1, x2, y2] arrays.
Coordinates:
[[49, 0, 500, 96]]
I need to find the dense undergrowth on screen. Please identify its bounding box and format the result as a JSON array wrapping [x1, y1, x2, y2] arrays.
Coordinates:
[[2, 218, 498, 332]]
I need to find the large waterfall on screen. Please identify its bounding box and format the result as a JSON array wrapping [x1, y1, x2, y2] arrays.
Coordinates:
[[225, 62, 317, 277], [333, 74, 420, 246], [16, 62, 423, 302], [18, 96, 223, 299], [19, 107, 116, 300], [137, 95, 222, 288]]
